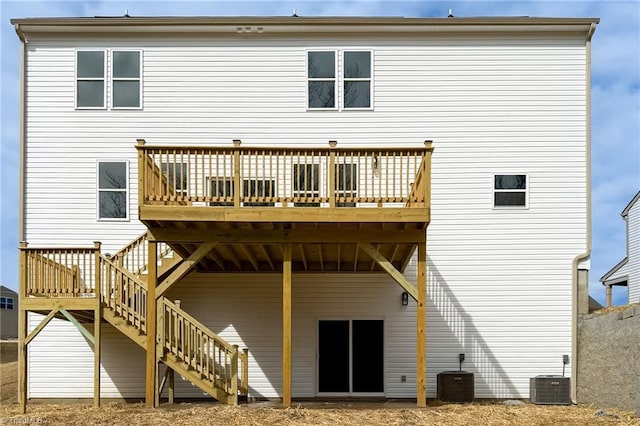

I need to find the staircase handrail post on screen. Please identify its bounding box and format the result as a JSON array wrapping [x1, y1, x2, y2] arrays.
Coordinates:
[[19, 242, 28, 298], [230, 344, 239, 405], [242, 348, 249, 397], [94, 242, 101, 298]]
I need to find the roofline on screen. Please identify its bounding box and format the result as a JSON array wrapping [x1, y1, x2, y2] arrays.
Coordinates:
[[600, 257, 629, 283], [621, 191, 640, 218], [10, 16, 600, 38]]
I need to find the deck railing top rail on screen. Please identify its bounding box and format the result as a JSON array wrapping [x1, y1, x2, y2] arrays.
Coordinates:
[[137, 140, 433, 209]]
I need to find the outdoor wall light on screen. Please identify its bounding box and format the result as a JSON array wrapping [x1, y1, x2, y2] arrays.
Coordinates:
[[401, 292, 409, 306]]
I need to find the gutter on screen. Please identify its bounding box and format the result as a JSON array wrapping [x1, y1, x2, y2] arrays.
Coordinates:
[[16, 24, 27, 243], [571, 21, 596, 404]]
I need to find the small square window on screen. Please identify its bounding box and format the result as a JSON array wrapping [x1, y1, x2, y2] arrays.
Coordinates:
[[494, 174, 527, 207]]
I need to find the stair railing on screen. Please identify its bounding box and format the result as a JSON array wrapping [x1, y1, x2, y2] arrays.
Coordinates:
[[100, 255, 148, 334], [160, 298, 244, 397], [110, 232, 173, 277]]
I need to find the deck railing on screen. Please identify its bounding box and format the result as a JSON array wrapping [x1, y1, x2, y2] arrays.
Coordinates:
[[110, 232, 173, 277], [137, 140, 433, 209], [19, 243, 99, 298], [161, 298, 247, 398]]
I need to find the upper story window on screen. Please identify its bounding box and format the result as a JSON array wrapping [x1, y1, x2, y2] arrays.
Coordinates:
[[307, 50, 372, 110], [494, 174, 527, 208], [343, 51, 371, 109], [112, 51, 142, 108], [0, 297, 14, 310], [307, 51, 336, 109], [76, 51, 105, 108], [98, 161, 128, 220], [76, 49, 142, 109]]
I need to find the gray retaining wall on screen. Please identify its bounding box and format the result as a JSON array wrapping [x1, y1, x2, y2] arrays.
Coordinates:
[[577, 304, 640, 415]]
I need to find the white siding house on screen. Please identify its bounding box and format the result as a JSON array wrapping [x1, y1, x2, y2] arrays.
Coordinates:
[[13, 16, 597, 404], [601, 191, 640, 305]]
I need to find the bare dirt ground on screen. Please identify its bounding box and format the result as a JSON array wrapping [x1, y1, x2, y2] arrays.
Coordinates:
[[0, 401, 638, 426], [1, 340, 638, 425], [1, 341, 18, 405]]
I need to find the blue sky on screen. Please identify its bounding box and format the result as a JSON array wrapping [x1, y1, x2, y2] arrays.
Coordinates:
[[0, 0, 638, 306]]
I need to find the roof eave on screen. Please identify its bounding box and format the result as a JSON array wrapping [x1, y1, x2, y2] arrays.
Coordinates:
[[10, 16, 600, 38]]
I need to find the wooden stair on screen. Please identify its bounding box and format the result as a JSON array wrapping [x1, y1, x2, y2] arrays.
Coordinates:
[[21, 236, 247, 405], [103, 234, 247, 404]]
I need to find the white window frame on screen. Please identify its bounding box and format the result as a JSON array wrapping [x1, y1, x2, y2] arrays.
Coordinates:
[[342, 50, 373, 110], [306, 50, 338, 111], [75, 49, 107, 109], [493, 173, 529, 209], [161, 161, 188, 198], [111, 50, 143, 110], [97, 160, 130, 221]]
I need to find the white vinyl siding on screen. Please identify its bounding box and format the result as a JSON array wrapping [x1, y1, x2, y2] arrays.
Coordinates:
[[625, 200, 640, 302], [24, 33, 588, 399]]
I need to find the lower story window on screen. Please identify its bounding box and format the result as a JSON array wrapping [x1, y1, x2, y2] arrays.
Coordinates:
[[494, 174, 527, 207], [98, 161, 128, 219]]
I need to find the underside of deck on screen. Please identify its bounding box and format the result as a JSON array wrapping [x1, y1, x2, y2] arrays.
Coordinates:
[[142, 211, 429, 273]]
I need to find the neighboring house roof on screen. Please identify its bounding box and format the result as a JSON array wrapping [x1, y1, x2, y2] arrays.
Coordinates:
[[0, 285, 18, 296], [621, 191, 640, 218], [600, 257, 629, 285], [600, 191, 639, 286]]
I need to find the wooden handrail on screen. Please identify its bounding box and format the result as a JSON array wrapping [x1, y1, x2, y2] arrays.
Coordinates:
[[100, 255, 148, 333], [137, 141, 433, 208], [161, 298, 239, 395]]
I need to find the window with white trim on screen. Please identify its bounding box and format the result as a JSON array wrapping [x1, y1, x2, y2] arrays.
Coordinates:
[[98, 162, 128, 219], [494, 174, 527, 207], [208, 177, 234, 206], [307, 51, 336, 109], [161, 162, 188, 197], [76, 50, 105, 108], [112, 51, 142, 108], [293, 163, 320, 206], [343, 51, 371, 109], [336, 163, 358, 207]]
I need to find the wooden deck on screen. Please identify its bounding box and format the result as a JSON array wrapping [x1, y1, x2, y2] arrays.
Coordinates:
[[137, 140, 433, 273]]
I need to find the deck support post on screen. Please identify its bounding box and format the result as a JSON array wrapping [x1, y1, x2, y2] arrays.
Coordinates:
[[18, 241, 28, 414], [146, 240, 158, 408], [282, 243, 292, 407], [168, 368, 175, 404], [417, 240, 427, 407], [605, 284, 612, 307], [94, 242, 102, 407]]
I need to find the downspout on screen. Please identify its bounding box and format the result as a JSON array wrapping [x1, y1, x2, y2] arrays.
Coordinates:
[[571, 21, 596, 404], [15, 24, 27, 242]]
